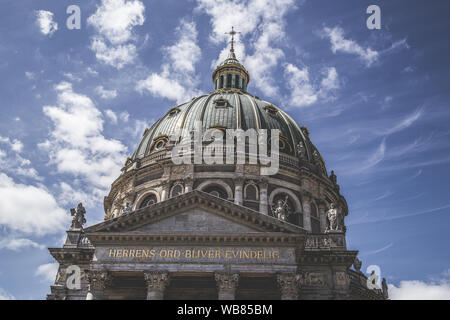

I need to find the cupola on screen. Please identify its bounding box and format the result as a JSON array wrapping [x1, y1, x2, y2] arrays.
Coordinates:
[[212, 27, 250, 92]]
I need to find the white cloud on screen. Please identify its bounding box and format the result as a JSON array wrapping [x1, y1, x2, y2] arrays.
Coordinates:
[[136, 20, 201, 103], [57, 182, 99, 209], [63, 73, 82, 82], [88, 0, 145, 68], [137, 72, 192, 103], [197, 0, 296, 96], [0, 136, 23, 153], [164, 21, 201, 74], [35, 10, 58, 37], [283, 64, 340, 108], [0, 173, 68, 236], [39, 82, 128, 193], [90, 38, 138, 69], [0, 238, 45, 251], [35, 263, 59, 283], [25, 71, 36, 80], [389, 280, 450, 300], [322, 26, 379, 66], [284, 63, 317, 107], [0, 288, 15, 300], [119, 111, 130, 122], [319, 67, 340, 96], [385, 107, 423, 135], [88, 0, 145, 45], [96, 86, 118, 100], [105, 109, 118, 124], [0, 137, 42, 180]]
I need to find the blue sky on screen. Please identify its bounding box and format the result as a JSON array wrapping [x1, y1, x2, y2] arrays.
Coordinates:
[[0, 0, 449, 299]]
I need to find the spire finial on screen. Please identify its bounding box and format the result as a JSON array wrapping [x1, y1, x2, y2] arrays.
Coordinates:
[[225, 26, 240, 53]]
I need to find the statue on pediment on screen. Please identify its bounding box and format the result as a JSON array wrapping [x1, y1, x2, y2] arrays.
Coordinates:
[[70, 203, 86, 229]]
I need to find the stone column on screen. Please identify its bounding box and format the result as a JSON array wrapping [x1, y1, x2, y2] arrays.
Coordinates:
[[318, 202, 327, 233], [184, 176, 193, 193], [302, 194, 312, 232], [215, 273, 239, 300], [85, 270, 111, 300], [277, 273, 301, 300], [161, 183, 171, 201], [258, 179, 268, 215], [234, 177, 244, 206], [144, 272, 170, 300]]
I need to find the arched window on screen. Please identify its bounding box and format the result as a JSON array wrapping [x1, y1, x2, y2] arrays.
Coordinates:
[[171, 184, 184, 198], [226, 73, 232, 88], [244, 184, 258, 201], [235, 74, 240, 89], [204, 185, 228, 199], [310, 203, 321, 234], [139, 194, 157, 209]]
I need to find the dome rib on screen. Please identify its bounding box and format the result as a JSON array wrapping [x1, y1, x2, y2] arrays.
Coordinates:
[[179, 95, 205, 132], [233, 92, 241, 130], [243, 94, 261, 130]]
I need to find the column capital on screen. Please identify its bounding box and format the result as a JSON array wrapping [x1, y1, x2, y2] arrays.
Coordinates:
[[85, 270, 111, 291], [183, 175, 193, 184], [277, 273, 301, 300], [144, 271, 170, 293], [233, 175, 245, 185], [301, 190, 312, 200], [258, 177, 268, 188], [215, 273, 239, 300], [85, 270, 111, 299]]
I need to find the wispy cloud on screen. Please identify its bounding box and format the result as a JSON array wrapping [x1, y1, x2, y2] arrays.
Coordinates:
[[360, 242, 394, 257], [136, 19, 202, 103], [322, 26, 378, 66], [348, 204, 450, 226], [0, 238, 45, 251]]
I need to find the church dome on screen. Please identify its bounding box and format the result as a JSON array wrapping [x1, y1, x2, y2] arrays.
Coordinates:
[[131, 34, 327, 176], [132, 90, 326, 175]]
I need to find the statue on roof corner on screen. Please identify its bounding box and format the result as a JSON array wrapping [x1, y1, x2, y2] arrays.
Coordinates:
[[70, 203, 86, 230]]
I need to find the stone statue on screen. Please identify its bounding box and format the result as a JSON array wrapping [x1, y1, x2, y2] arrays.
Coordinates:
[[325, 203, 338, 232], [296, 141, 307, 160], [70, 203, 86, 229], [271, 196, 291, 221], [329, 170, 337, 185], [353, 257, 362, 273], [114, 201, 132, 215]]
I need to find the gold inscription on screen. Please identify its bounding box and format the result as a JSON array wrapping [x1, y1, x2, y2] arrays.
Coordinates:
[[108, 248, 281, 260]]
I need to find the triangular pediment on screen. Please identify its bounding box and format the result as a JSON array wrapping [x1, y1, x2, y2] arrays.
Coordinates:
[[85, 190, 304, 235], [130, 208, 260, 233]]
